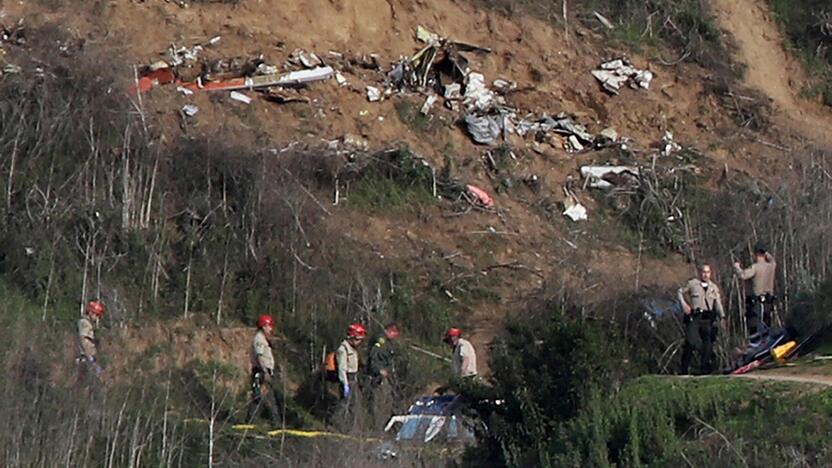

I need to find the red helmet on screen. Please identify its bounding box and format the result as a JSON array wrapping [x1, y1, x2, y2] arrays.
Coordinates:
[[347, 323, 366, 338], [445, 327, 462, 339], [256, 314, 274, 329], [86, 300, 105, 318]]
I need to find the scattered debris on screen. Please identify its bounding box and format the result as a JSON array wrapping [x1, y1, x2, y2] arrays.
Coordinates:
[[335, 72, 348, 86], [263, 88, 310, 104], [463, 72, 496, 112], [465, 114, 503, 145], [444, 83, 461, 100], [580, 166, 640, 190], [289, 48, 323, 69], [599, 127, 618, 142], [181, 104, 199, 117], [591, 58, 653, 95], [384, 395, 475, 443], [229, 91, 252, 104], [563, 190, 587, 222], [176, 86, 194, 96], [466, 184, 495, 208], [514, 113, 594, 152], [420, 94, 438, 115], [2, 63, 21, 74], [1, 20, 26, 46], [367, 86, 382, 102], [593, 11, 615, 29], [659, 131, 681, 156]]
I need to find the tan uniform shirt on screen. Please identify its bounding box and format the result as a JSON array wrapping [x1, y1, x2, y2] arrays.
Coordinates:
[[77, 317, 96, 359], [336, 339, 359, 386], [677, 279, 725, 319], [452, 338, 478, 377], [734, 258, 776, 296], [249, 330, 274, 372]]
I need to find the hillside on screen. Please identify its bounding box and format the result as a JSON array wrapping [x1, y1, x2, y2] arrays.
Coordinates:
[[1, 0, 832, 466]]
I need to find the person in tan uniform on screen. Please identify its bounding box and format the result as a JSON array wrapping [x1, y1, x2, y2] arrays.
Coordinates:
[[734, 243, 776, 341], [677, 264, 726, 374], [334, 323, 365, 431], [77, 300, 105, 380], [445, 327, 477, 378], [247, 314, 279, 424]]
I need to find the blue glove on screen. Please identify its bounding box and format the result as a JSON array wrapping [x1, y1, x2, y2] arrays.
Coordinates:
[[87, 356, 103, 375], [342, 383, 351, 399]]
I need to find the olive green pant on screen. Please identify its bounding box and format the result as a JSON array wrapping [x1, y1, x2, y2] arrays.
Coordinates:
[[680, 315, 716, 375]]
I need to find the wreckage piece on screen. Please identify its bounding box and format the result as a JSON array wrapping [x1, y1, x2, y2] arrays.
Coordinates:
[[180, 66, 334, 92], [230, 91, 252, 104], [465, 114, 503, 145], [466, 184, 495, 208], [562, 187, 587, 222], [263, 88, 310, 104], [289, 48, 323, 69], [420, 94, 438, 115], [580, 166, 640, 190], [384, 395, 475, 443], [366, 86, 382, 102], [463, 72, 496, 113], [592, 58, 653, 95]]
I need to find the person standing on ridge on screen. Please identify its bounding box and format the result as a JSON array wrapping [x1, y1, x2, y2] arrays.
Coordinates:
[[335, 323, 365, 431], [444, 327, 477, 378], [247, 314, 279, 424], [734, 242, 776, 341], [77, 300, 105, 383], [678, 264, 726, 374], [367, 323, 400, 430]]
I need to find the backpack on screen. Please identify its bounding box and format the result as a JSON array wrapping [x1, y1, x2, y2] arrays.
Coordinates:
[[323, 351, 338, 382]]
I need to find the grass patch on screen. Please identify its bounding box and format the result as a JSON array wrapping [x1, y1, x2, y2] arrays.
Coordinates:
[[394, 100, 445, 135], [769, 0, 832, 107]]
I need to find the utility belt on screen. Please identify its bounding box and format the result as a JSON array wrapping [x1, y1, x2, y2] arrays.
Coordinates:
[[691, 308, 716, 321], [746, 294, 775, 305]]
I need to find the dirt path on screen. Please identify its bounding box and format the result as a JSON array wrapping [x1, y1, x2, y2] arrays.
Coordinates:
[[710, 0, 832, 149], [731, 372, 832, 386]]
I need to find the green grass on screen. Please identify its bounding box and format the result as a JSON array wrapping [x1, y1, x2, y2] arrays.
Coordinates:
[[768, 0, 832, 107], [553, 375, 832, 466]]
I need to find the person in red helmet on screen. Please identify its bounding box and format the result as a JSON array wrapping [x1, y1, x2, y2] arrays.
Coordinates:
[[335, 322, 365, 430], [77, 300, 105, 382], [247, 314, 279, 424], [444, 327, 477, 378]]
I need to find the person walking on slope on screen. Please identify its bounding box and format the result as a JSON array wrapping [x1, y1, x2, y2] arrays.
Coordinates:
[[77, 300, 105, 383], [734, 243, 776, 342], [445, 327, 477, 378], [367, 323, 400, 430], [247, 314, 279, 424], [335, 323, 365, 431], [678, 264, 727, 375]]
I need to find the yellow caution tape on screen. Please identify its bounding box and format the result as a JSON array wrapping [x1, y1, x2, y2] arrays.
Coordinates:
[[231, 424, 258, 431]]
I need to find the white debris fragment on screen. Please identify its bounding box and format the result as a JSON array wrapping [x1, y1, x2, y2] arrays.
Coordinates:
[[274, 66, 334, 86], [463, 72, 496, 112], [230, 91, 252, 104], [207, 36, 221, 46], [366, 86, 382, 102], [580, 166, 640, 189], [563, 202, 587, 222], [594, 11, 615, 29], [660, 131, 682, 156], [335, 72, 348, 86], [176, 86, 194, 96], [257, 63, 279, 75], [444, 83, 462, 100], [465, 114, 503, 145], [567, 135, 584, 152], [291, 48, 323, 68], [181, 104, 199, 117], [592, 58, 653, 94], [420, 94, 438, 115]]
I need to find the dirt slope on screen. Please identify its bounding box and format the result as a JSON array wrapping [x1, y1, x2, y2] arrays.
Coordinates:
[[710, 0, 832, 149]]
